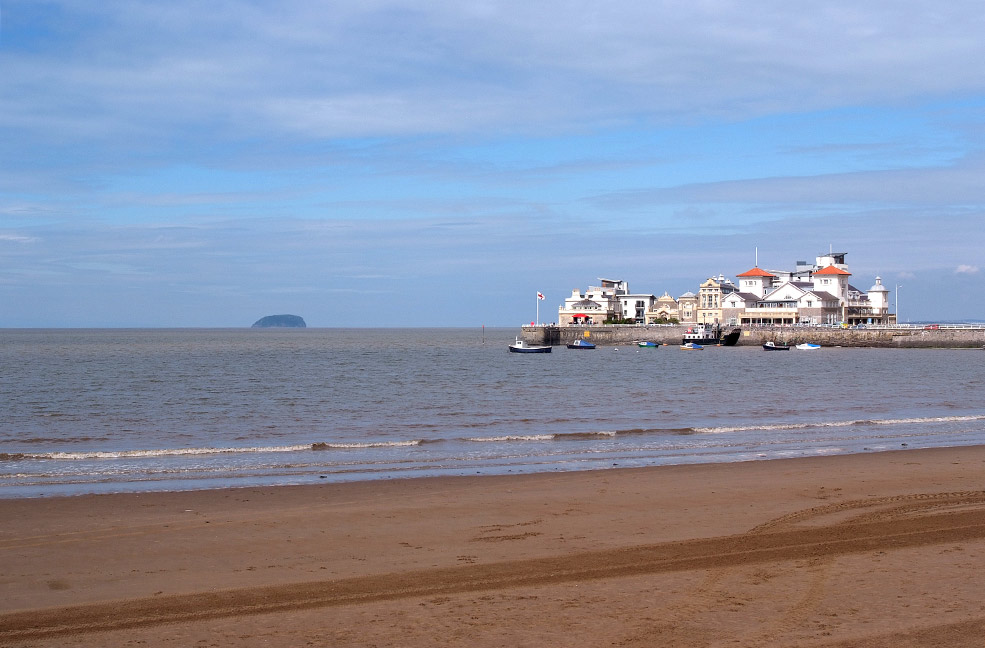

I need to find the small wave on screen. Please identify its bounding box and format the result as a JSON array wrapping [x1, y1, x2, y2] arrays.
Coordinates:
[[311, 440, 424, 450], [43, 445, 314, 460], [618, 427, 697, 437], [870, 415, 985, 425], [11, 436, 112, 445], [555, 431, 619, 440], [693, 422, 816, 434], [465, 430, 619, 443], [457, 414, 985, 444], [466, 434, 556, 443], [1, 440, 438, 462], [692, 414, 985, 435]]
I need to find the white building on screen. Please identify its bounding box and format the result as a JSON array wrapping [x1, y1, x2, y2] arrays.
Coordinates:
[[723, 252, 892, 325], [558, 278, 629, 325], [558, 250, 893, 328]]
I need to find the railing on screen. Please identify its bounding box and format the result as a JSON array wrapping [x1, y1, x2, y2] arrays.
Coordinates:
[[863, 323, 985, 330], [547, 321, 985, 330], [741, 323, 985, 331]]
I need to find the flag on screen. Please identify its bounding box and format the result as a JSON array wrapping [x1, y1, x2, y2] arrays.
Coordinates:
[[537, 292, 545, 300]]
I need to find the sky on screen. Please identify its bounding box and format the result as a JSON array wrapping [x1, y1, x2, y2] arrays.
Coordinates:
[[2, 1, 984, 327]]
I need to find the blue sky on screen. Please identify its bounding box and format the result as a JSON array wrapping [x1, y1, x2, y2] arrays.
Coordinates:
[[1, 1, 983, 326]]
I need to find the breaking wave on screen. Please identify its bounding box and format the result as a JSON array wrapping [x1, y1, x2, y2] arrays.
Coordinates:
[[1, 441, 425, 462], [691, 414, 985, 435], [2, 414, 982, 463]]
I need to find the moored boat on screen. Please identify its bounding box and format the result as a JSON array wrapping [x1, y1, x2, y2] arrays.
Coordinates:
[[509, 337, 552, 353], [763, 341, 790, 351], [682, 324, 741, 346], [637, 341, 658, 348], [566, 339, 596, 349], [680, 342, 703, 350], [795, 343, 821, 350]]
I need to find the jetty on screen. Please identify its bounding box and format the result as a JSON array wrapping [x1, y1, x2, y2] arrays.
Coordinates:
[[521, 324, 985, 349]]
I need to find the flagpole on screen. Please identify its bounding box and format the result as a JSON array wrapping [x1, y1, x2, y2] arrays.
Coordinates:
[[536, 293, 540, 326]]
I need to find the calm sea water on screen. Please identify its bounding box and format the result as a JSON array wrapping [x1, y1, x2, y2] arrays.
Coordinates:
[[2, 328, 983, 498]]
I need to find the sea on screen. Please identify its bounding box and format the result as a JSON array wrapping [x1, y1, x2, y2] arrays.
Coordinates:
[[2, 327, 984, 499]]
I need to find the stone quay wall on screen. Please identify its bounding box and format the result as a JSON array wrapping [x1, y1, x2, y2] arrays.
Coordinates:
[[521, 325, 985, 349]]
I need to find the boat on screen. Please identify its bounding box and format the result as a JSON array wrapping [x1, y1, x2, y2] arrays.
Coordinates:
[[680, 342, 703, 350], [637, 341, 658, 348], [566, 339, 596, 350], [509, 337, 552, 353], [762, 341, 790, 351], [682, 324, 741, 346], [795, 343, 821, 350]]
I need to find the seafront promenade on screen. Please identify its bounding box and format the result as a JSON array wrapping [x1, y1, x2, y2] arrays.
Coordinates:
[[521, 323, 985, 348]]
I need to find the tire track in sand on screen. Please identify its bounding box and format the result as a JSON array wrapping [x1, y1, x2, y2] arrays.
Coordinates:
[[634, 491, 985, 647], [747, 490, 985, 533], [2, 498, 984, 642]]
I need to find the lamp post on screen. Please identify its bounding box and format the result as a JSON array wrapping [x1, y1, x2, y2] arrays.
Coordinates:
[[895, 284, 901, 325]]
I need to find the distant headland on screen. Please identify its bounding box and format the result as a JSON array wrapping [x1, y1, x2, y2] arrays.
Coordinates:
[[251, 314, 307, 328]]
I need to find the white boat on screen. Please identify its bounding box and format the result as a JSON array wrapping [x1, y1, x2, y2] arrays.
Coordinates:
[[680, 342, 703, 350], [795, 343, 821, 350], [682, 324, 741, 346], [508, 337, 552, 353]]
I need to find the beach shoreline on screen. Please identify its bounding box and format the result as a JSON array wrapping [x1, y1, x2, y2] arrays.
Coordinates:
[[2, 446, 984, 646]]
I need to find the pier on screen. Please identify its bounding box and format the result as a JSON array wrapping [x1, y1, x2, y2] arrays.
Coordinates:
[[521, 324, 985, 348]]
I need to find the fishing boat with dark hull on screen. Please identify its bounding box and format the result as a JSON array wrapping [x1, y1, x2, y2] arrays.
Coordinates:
[[509, 337, 552, 353], [762, 341, 791, 351], [566, 339, 596, 350], [682, 324, 741, 346]]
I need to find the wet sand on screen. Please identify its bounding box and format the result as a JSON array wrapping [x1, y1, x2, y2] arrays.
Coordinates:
[[2, 446, 984, 647]]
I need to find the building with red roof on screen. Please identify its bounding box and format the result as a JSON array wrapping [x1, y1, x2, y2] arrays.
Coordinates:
[[720, 252, 893, 326], [558, 250, 894, 328]]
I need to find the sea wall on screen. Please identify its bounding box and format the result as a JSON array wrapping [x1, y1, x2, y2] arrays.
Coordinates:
[[521, 325, 985, 348]]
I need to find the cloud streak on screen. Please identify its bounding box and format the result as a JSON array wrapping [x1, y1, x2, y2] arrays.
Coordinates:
[[2, 1, 984, 325], [6, 2, 985, 145]]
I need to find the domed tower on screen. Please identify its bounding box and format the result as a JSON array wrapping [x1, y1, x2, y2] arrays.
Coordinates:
[[867, 276, 889, 320]]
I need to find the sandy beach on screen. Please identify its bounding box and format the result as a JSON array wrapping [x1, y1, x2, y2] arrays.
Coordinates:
[[1, 446, 984, 647]]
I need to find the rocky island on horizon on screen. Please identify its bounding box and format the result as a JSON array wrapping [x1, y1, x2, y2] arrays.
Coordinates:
[[251, 314, 307, 328]]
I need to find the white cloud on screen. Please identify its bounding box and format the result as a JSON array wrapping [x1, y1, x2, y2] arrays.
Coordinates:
[[0, 234, 39, 243], [7, 1, 985, 144], [955, 264, 980, 274], [591, 155, 985, 209]]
